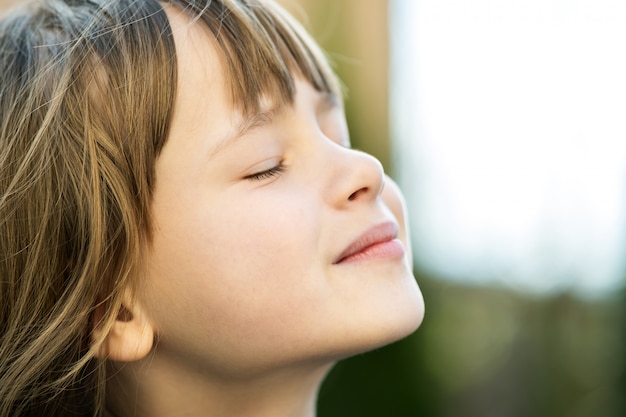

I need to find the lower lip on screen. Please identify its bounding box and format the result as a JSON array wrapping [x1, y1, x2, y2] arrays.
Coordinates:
[[337, 239, 405, 264]]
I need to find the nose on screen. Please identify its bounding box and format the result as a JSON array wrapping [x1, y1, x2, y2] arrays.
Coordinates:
[[326, 146, 385, 208]]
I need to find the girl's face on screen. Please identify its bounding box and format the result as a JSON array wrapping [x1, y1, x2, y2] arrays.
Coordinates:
[[137, 9, 424, 378]]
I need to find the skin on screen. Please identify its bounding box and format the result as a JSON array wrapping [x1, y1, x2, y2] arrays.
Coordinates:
[[105, 6, 424, 417]]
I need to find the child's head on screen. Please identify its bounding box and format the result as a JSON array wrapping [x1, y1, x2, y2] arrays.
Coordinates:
[[0, 1, 424, 416]]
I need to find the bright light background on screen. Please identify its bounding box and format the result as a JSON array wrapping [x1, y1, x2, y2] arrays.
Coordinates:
[[391, 0, 626, 299]]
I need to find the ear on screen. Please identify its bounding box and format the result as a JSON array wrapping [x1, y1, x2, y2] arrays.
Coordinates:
[[92, 291, 155, 362]]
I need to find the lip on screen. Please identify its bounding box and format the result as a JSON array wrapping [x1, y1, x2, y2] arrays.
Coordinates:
[[333, 222, 405, 264]]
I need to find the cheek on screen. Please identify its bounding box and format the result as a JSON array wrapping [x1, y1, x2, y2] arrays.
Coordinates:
[[144, 192, 326, 341], [213, 194, 315, 274]]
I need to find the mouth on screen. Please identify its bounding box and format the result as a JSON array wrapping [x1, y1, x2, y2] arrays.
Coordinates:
[[333, 222, 405, 264]]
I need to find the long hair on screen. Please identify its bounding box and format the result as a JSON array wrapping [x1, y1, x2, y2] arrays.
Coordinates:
[[0, 0, 340, 416]]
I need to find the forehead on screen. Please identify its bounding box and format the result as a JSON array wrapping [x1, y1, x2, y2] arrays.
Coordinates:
[[163, 6, 285, 160], [163, 9, 343, 161], [163, 5, 238, 151], [163, 0, 342, 116], [164, 1, 292, 118], [163, 3, 340, 127], [165, 5, 232, 106]]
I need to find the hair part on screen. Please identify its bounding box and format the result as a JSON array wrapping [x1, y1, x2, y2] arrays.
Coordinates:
[[0, 0, 341, 416]]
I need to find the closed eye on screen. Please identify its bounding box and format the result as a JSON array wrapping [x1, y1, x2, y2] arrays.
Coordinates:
[[244, 162, 286, 181]]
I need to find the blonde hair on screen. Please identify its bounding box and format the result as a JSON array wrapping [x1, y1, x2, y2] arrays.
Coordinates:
[[0, 0, 340, 416]]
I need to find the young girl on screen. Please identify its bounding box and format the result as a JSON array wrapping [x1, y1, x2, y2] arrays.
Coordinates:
[[0, 0, 424, 416]]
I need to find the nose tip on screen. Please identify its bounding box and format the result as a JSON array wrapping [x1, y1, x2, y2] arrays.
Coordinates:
[[335, 148, 385, 205]]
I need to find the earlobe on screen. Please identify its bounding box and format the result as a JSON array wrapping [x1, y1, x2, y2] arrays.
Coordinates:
[[92, 293, 155, 362]]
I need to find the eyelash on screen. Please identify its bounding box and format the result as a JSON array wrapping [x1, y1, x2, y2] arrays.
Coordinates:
[[245, 162, 286, 181]]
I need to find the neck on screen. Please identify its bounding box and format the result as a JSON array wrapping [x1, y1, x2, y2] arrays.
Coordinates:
[[105, 356, 333, 417]]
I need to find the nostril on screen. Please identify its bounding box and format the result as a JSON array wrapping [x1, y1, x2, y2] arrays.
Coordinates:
[[348, 186, 368, 201]]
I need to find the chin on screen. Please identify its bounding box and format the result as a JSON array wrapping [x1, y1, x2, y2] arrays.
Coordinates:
[[368, 286, 424, 349], [331, 280, 425, 360]]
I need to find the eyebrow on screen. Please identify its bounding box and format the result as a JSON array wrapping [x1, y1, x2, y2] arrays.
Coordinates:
[[203, 109, 276, 161], [206, 91, 340, 160], [234, 107, 280, 139]]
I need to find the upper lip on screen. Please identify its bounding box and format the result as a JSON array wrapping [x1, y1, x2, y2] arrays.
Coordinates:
[[333, 222, 399, 264]]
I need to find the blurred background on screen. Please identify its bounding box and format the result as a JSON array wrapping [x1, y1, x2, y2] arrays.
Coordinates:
[[276, 1, 626, 416], [2, 0, 624, 416]]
